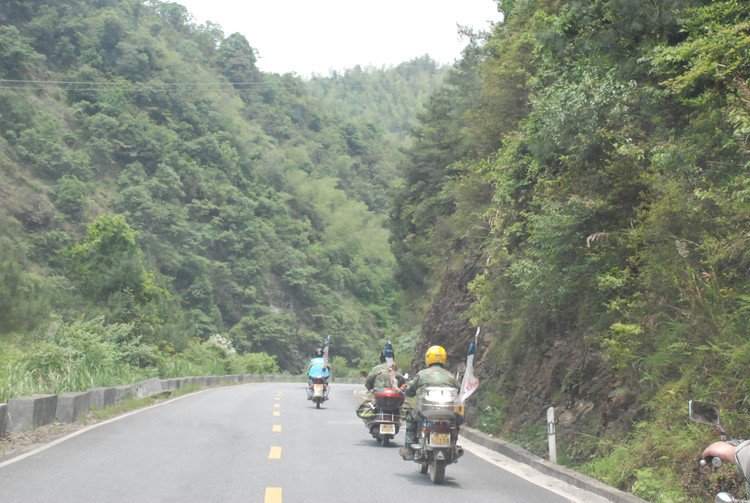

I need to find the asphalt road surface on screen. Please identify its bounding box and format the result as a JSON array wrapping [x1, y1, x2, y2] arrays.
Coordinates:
[[0, 382, 611, 502]]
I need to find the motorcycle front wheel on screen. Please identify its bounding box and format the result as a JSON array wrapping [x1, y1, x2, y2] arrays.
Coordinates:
[[429, 459, 446, 484], [419, 462, 428, 474]]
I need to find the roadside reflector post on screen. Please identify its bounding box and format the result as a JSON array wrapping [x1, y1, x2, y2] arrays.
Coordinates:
[[547, 406, 557, 464]]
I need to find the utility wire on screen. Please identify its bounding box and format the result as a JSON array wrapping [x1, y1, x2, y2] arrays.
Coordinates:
[[0, 78, 274, 92]]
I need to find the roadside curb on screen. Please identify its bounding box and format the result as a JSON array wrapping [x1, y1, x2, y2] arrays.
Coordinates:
[[460, 426, 648, 503]]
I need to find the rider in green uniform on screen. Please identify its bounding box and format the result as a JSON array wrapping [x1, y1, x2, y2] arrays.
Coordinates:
[[399, 345, 459, 460], [356, 350, 407, 418]]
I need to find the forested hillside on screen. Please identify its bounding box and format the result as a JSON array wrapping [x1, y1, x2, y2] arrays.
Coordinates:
[[0, 0, 447, 396], [306, 57, 451, 148], [3, 0, 750, 500], [391, 1, 750, 500]]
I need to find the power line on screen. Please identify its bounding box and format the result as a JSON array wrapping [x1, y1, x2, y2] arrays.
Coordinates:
[[0, 78, 273, 92]]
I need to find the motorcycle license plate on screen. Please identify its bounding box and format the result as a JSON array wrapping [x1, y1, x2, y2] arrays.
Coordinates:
[[313, 384, 324, 397], [379, 424, 396, 435], [430, 432, 451, 446]]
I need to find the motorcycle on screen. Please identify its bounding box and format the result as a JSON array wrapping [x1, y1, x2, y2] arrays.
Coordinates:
[[361, 387, 404, 447], [309, 375, 329, 408], [689, 400, 750, 502], [410, 386, 464, 484]]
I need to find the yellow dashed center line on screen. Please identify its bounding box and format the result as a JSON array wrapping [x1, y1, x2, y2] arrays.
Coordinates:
[[268, 393, 285, 502], [265, 487, 282, 503]]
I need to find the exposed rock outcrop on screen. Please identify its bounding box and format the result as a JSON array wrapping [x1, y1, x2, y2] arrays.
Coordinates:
[[411, 259, 480, 375]]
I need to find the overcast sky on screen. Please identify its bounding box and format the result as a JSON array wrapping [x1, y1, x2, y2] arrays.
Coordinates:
[[176, 0, 500, 77]]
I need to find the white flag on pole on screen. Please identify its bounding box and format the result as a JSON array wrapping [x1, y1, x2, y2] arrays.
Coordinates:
[[457, 327, 480, 406], [384, 341, 397, 388]]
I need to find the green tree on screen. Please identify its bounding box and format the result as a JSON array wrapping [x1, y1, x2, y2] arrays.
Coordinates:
[[54, 175, 88, 220], [0, 24, 45, 78], [216, 32, 260, 87], [66, 214, 169, 324]]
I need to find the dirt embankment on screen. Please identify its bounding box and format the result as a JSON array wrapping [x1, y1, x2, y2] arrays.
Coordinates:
[[0, 418, 91, 461]]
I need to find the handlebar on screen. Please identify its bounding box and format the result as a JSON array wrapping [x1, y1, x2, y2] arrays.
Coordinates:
[[700, 456, 724, 468]]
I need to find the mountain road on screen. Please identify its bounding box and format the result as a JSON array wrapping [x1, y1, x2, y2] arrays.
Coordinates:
[[0, 382, 613, 502]]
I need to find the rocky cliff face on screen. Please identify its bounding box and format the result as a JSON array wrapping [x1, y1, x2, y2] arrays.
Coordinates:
[[410, 260, 479, 377], [413, 260, 639, 461]]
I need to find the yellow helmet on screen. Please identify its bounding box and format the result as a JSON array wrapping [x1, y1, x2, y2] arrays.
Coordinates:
[[425, 345, 447, 366]]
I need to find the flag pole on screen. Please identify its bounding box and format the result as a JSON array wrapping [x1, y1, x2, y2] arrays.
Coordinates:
[[457, 327, 480, 409], [384, 341, 397, 388]]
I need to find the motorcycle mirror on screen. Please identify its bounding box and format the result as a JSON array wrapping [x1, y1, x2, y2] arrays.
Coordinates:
[[689, 400, 721, 426]]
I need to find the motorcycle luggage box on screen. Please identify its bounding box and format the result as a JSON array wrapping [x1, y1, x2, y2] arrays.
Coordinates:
[[374, 388, 404, 408], [417, 386, 458, 419]]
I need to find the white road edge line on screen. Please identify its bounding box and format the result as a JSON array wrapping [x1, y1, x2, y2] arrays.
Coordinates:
[[460, 436, 612, 503]]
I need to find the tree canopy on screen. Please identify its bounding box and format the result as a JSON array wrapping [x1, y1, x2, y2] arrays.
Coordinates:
[[0, 0, 421, 373], [3, 0, 750, 499]]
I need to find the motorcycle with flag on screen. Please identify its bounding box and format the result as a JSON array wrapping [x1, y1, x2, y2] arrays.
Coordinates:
[[402, 331, 480, 484], [358, 342, 407, 446]]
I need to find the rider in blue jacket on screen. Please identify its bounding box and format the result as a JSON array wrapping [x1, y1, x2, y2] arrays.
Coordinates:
[[306, 348, 331, 399]]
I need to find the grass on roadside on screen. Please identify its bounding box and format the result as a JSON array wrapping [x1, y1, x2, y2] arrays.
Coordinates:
[[88, 383, 203, 421]]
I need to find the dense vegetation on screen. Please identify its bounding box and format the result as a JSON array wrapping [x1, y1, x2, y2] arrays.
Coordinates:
[[2, 0, 750, 500], [306, 57, 451, 149], [390, 0, 750, 500], [0, 0, 447, 400]]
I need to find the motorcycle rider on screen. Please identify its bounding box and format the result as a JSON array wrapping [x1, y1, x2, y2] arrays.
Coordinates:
[[306, 348, 331, 399], [366, 350, 407, 391], [356, 350, 407, 418], [399, 345, 460, 460]]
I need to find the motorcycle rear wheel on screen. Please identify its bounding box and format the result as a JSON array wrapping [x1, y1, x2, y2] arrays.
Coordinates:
[[429, 460, 446, 484], [382, 436, 390, 447]]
